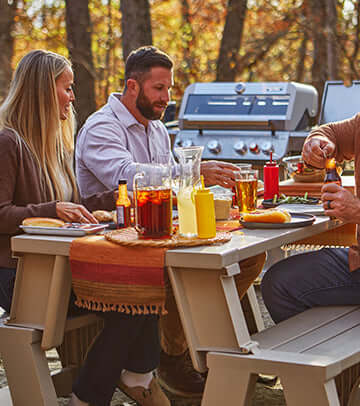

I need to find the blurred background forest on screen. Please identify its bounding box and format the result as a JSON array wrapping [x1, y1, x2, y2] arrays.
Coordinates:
[[1, 0, 360, 128]]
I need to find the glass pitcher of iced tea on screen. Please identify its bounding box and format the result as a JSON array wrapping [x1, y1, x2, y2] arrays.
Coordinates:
[[133, 163, 173, 239]]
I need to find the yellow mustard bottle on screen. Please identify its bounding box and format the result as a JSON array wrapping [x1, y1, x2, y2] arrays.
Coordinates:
[[194, 188, 216, 239]]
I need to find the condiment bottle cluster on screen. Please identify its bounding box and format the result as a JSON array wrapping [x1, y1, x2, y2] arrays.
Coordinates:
[[177, 175, 217, 239]]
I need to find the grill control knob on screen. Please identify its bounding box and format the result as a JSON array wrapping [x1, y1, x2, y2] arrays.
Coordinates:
[[234, 141, 247, 155], [182, 139, 194, 148], [249, 142, 260, 154], [261, 141, 274, 155], [207, 140, 221, 154]]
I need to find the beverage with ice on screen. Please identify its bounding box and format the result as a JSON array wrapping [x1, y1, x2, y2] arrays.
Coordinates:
[[136, 186, 172, 239], [133, 162, 172, 239]]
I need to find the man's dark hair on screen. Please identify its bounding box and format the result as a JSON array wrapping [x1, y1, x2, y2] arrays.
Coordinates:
[[124, 46, 173, 89]]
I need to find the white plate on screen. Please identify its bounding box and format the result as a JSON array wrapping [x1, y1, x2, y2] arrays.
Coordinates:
[[274, 203, 325, 216], [19, 224, 108, 237]]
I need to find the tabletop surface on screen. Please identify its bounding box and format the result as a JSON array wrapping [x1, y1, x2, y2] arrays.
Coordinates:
[[11, 216, 341, 270]]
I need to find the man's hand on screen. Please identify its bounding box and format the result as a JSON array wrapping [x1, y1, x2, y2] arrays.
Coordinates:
[[321, 182, 360, 223], [56, 202, 98, 223], [200, 160, 238, 188], [302, 136, 336, 169]]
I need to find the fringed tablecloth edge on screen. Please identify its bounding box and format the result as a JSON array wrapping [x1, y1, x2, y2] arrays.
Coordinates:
[[74, 297, 167, 316]]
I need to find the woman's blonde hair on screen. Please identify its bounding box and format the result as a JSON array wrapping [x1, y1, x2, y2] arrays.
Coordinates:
[[0, 49, 79, 201]]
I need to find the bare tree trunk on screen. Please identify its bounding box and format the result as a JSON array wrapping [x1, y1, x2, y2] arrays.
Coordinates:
[[0, 0, 17, 102], [296, 1, 310, 83], [349, 0, 360, 80], [310, 0, 328, 101], [104, 0, 113, 101], [325, 0, 338, 79], [120, 0, 153, 61], [176, 0, 195, 89], [216, 0, 248, 82], [65, 0, 97, 129]]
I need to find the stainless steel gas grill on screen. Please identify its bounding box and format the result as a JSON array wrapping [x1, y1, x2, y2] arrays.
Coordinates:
[[173, 82, 318, 164]]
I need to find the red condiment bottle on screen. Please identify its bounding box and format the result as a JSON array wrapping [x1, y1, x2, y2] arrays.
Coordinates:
[[263, 152, 279, 200]]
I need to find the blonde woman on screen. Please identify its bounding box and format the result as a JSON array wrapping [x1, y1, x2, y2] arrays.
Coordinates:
[[0, 50, 169, 406]]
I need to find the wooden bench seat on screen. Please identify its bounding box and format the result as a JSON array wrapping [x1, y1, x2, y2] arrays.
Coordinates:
[[0, 247, 103, 406], [169, 263, 360, 406], [203, 305, 360, 406], [0, 313, 102, 405]]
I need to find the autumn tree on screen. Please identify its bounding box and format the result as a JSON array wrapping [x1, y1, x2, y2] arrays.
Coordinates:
[[0, 0, 17, 102], [216, 0, 248, 81], [338, 0, 360, 82], [65, 0, 97, 128], [120, 0, 153, 61], [308, 0, 338, 99]]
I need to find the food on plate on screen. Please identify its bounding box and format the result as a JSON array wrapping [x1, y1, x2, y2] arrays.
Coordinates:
[[92, 210, 114, 222], [22, 217, 65, 227], [271, 193, 319, 205], [242, 209, 291, 223], [292, 163, 325, 183]]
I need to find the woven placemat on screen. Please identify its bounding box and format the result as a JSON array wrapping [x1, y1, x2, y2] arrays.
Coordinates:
[[104, 227, 232, 248]]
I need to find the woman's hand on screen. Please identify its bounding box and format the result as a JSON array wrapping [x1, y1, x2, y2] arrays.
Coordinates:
[[56, 202, 98, 223]]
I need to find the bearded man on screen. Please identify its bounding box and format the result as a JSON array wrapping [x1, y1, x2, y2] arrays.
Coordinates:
[[75, 46, 264, 399]]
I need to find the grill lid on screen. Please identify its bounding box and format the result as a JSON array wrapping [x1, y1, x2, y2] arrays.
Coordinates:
[[319, 81, 360, 125], [178, 82, 318, 132]]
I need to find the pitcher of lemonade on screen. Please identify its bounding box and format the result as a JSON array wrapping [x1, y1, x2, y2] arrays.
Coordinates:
[[133, 163, 172, 239], [175, 146, 204, 238]]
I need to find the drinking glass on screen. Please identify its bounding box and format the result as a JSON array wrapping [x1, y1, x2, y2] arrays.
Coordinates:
[[235, 169, 258, 213], [232, 163, 252, 207], [235, 163, 252, 171]]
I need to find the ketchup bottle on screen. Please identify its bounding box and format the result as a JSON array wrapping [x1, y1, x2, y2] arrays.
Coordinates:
[[263, 152, 279, 200]]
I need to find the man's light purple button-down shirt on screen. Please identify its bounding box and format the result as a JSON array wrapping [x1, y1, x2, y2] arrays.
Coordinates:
[[75, 93, 178, 197]]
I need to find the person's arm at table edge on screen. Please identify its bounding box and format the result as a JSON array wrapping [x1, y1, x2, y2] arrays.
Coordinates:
[[303, 113, 360, 168]]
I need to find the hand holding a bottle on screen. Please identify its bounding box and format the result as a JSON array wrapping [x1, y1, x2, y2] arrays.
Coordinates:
[[302, 136, 336, 169], [321, 182, 360, 222]]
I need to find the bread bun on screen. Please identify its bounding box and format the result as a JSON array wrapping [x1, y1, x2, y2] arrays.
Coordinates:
[[22, 217, 65, 228], [92, 210, 114, 222], [242, 209, 291, 223]]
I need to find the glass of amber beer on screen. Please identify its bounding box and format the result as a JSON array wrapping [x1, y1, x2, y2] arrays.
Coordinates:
[[235, 169, 258, 213], [133, 163, 172, 239]]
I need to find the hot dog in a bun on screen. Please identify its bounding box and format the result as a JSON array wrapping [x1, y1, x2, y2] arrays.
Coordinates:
[[242, 209, 291, 223], [22, 217, 65, 227], [92, 210, 114, 223]]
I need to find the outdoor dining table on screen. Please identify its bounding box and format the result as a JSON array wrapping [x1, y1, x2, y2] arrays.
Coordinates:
[[0, 214, 353, 405]]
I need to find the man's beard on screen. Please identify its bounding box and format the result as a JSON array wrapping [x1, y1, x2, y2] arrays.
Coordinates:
[[136, 86, 165, 120]]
